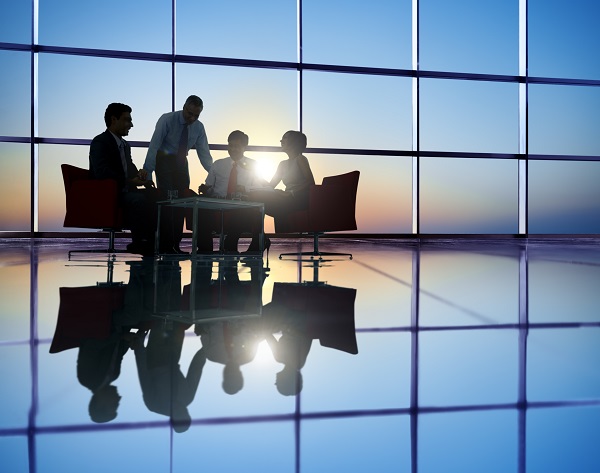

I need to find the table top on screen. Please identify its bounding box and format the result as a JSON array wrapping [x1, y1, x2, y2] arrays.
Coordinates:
[[156, 195, 264, 210]]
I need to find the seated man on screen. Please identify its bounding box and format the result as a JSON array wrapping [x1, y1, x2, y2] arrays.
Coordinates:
[[198, 130, 268, 254], [89, 103, 157, 256]]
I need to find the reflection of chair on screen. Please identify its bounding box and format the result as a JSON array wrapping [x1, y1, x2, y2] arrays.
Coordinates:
[[270, 282, 358, 354], [61, 164, 127, 257], [277, 171, 359, 259], [50, 285, 126, 353]]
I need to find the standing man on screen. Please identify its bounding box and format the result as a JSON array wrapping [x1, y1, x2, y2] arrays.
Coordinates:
[[89, 103, 157, 257], [144, 95, 213, 254]]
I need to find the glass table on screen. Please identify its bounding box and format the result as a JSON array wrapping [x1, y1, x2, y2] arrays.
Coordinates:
[[154, 196, 265, 257]]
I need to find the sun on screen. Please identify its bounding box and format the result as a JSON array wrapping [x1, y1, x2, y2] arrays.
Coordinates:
[[254, 160, 277, 183]]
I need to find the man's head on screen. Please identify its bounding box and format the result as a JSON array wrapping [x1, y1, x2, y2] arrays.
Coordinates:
[[88, 384, 121, 423], [227, 130, 249, 162], [280, 130, 307, 155], [182, 95, 203, 124], [104, 103, 133, 138]]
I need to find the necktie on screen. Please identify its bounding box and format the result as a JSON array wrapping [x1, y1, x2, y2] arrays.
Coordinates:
[[177, 124, 188, 165], [227, 162, 238, 197], [119, 140, 128, 177]]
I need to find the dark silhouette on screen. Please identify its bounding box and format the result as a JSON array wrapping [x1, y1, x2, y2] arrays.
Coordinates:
[[144, 95, 213, 254], [89, 102, 157, 256], [198, 130, 269, 254]]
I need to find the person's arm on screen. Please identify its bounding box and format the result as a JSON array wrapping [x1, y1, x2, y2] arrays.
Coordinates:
[[199, 164, 217, 195], [143, 113, 169, 179], [268, 161, 285, 188], [194, 123, 213, 172], [294, 154, 315, 192]]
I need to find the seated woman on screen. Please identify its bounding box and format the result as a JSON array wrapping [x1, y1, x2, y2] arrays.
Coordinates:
[[246, 130, 315, 252]]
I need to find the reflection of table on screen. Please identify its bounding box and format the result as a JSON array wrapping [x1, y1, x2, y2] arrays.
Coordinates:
[[153, 260, 264, 324], [155, 196, 265, 256]]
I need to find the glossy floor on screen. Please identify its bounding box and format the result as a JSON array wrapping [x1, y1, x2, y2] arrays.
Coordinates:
[[1, 238, 600, 473]]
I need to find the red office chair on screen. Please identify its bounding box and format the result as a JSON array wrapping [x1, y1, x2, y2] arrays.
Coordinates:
[[276, 171, 360, 259], [61, 164, 128, 257]]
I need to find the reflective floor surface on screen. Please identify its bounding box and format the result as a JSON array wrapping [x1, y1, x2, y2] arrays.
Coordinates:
[[1, 237, 600, 473]]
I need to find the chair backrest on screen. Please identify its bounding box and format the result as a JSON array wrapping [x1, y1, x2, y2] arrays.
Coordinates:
[[62, 164, 90, 191], [50, 285, 126, 353], [310, 170, 360, 232], [271, 282, 358, 354], [61, 163, 123, 229]]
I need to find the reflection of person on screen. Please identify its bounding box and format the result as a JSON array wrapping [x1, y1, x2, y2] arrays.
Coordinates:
[[89, 102, 157, 256], [133, 263, 206, 432], [248, 130, 315, 222], [263, 305, 311, 396], [77, 333, 130, 423], [143, 95, 213, 254], [198, 130, 268, 253], [194, 261, 265, 394], [134, 323, 206, 432]]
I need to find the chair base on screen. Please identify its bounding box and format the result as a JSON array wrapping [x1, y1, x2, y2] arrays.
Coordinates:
[[67, 229, 130, 259], [279, 233, 353, 260]]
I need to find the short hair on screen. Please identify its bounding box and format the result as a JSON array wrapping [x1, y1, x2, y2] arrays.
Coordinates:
[[104, 103, 131, 128], [228, 130, 249, 147], [185, 95, 203, 109], [284, 130, 307, 153]]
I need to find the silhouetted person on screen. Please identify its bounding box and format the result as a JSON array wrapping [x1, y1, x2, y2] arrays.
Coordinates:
[[89, 102, 157, 256], [198, 130, 269, 254], [144, 95, 213, 254], [248, 130, 315, 223]]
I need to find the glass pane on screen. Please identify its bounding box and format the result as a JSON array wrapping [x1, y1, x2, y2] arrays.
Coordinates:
[[419, 329, 518, 406], [529, 250, 600, 323], [528, 328, 600, 401], [0, 2, 31, 44], [309, 154, 412, 234], [420, 158, 519, 234], [302, 333, 411, 412], [529, 0, 600, 80], [0, 143, 31, 231], [0, 436, 28, 473], [37, 430, 170, 471], [528, 160, 600, 234], [0, 346, 30, 429], [528, 84, 600, 156], [302, 0, 412, 69], [38, 54, 171, 140], [177, 0, 297, 62], [0, 254, 30, 341], [0, 50, 30, 137], [420, 79, 519, 153], [420, 250, 519, 327], [420, 0, 519, 75], [303, 416, 411, 472], [528, 407, 600, 472], [303, 72, 412, 150], [39, 0, 171, 54], [176, 63, 298, 147], [419, 411, 518, 473]]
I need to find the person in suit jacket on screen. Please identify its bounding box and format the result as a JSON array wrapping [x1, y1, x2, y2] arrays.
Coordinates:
[[89, 103, 158, 256]]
